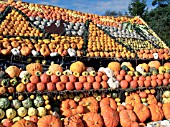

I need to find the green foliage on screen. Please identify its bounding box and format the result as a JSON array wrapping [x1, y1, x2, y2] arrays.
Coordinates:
[[152, 0, 170, 7]]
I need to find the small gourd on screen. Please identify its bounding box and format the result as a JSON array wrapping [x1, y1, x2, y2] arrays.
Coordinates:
[[34, 96, 44, 107], [6, 108, 16, 119], [22, 98, 32, 108], [0, 109, 5, 119], [10, 78, 18, 86], [37, 107, 46, 117], [1, 78, 10, 87], [17, 107, 27, 117], [0, 98, 10, 109], [12, 99, 21, 109], [28, 107, 37, 116], [12, 116, 22, 123]]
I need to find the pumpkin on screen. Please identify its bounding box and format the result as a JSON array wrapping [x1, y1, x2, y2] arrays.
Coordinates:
[[64, 115, 84, 127], [108, 62, 121, 72], [133, 103, 150, 123], [37, 115, 62, 127], [17, 107, 27, 117], [48, 64, 63, 74], [0, 98, 10, 109], [36, 82, 46, 91], [119, 110, 137, 127], [79, 97, 98, 113], [121, 62, 132, 67], [37, 107, 47, 117], [148, 104, 164, 121], [34, 96, 44, 107], [101, 108, 119, 127], [138, 63, 149, 72], [28, 107, 37, 117], [162, 103, 170, 119], [70, 61, 86, 74], [40, 74, 50, 84], [12, 99, 21, 109], [22, 98, 32, 108], [30, 75, 39, 84], [148, 61, 161, 70], [60, 99, 77, 117], [12, 119, 36, 127], [6, 108, 16, 119], [100, 97, 117, 110], [125, 93, 141, 106], [0, 87, 6, 95], [5, 66, 20, 78], [0, 109, 5, 119], [83, 112, 103, 127], [147, 94, 157, 104], [26, 63, 43, 75]]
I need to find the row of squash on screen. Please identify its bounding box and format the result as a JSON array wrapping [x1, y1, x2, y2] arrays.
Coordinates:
[[0, 89, 170, 127]]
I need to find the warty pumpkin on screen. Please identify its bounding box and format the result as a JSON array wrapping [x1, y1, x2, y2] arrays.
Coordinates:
[[70, 61, 86, 74], [83, 112, 103, 127], [162, 103, 170, 119], [108, 62, 121, 72], [37, 115, 62, 127], [133, 103, 150, 123], [125, 93, 141, 106], [100, 97, 117, 110], [12, 119, 36, 127], [5, 66, 20, 78], [48, 64, 63, 74], [147, 94, 157, 105], [26, 63, 43, 75], [64, 115, 84, 127]]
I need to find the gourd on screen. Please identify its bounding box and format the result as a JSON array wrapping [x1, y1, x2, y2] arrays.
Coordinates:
[[22, 98, 33, 108], [37, 107, 46, 117], [0, 98, 10, 109], [38, 115, 62, 127], [34, 96, 44, 107], [5, 66, 20, 78], [0, 109, 5, 119], [6, 108, 16, 119], [70, 61, 86, 74], [108, 62, 121, 72], [1, 78, 10, 87], [12, 119, 36, 127], [28, 107, 37, 116], [12, 99, 21, 109], [17, 107, 27, 117]]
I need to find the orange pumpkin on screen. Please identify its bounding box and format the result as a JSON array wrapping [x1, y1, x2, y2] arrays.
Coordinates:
[[162, 103, 170, 119], [48, 64, 63, 74], [5, 66, 20, 78], [147, 94, 157, 104], [125, 93, 141, 106], [37, 115, 62, 127], [12, 119, 36, 127], [70, 61, 86, 74], [26, 63, 43, 75], [64, 115, 84, 127], [83, 112, 103, 127], [108, 62, 121, 72], [100, 97, 117, 110], [133, 103, 151, 123], [148, 61, 161, 69]]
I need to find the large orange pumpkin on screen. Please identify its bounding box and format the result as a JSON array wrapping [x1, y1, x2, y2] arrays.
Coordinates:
[[12, 119, 36, 127], [119, 110, 137, 127], [133, 103, 151, 123], [70, 61, 86, 74], [83, 112, 103, 127], [100, 97, 117, 110], [125, 93, 141, 106], [148, 61, 161, 70], [147, 94, 157, 105], [64, 115, 84, 127], [37, 115, 62, 127], [162, 103, 170, 119], [148, 104, 164, 121], [108, 62, 121, 72], [26, 63, 43, 75]]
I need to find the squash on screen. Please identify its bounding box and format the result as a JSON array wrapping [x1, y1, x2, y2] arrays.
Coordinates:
[[17, 107, 27, 117], [108, 62, 121, 72], [148, 104, 164, 121], [48, 64, 63, 74], [83, 112, 103, 127], [5, 66, 20, 78], [6, 108, 16, 119], [37, 115, 62, 127], [70, 61, 86, 74], [28, 107, 37, 117], [0, 98, 10, 109], [26, 63, 43, 75], [37, 107, 46, 117], [12, 119, 36, 127], [1, 78, 10, 87], [34, 96, 44, 107], [125, 93, 141, 106], [148, 61, 161, 70], [162, 103, 170, 119], [119, 110, 137, 127], [100, 97, 117, 110], [138, 63, 149, 72], [64, 115, 84, 127], [79, 97, 98, 113], [133, 103, 150, 123], [0, 109, 5, 119], [12, 99, 21, 109], [22, 98, 33, 108], [121, 62, 132, 68]]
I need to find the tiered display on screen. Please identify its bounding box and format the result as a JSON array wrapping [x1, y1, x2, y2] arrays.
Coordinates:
[[0, 0, 170, 127]]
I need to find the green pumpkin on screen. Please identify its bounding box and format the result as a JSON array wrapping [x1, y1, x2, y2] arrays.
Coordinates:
[[22, 98, 32, 108], [34, 96, 44, 107], [12, 99, 21, 109], [121, 65, 130, 72], [0, 109, 5, 119], [0, 98, 10, 109], [1, 78, 10, 87], [149, 67, 157, 73]]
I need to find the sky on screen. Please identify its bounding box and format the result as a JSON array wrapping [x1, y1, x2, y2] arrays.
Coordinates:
[[22, 0, 154, 15]]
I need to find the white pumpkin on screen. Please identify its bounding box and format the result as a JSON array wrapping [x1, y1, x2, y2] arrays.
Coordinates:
[[11, 48, 20, 56], [6, 108, 16, 119], [37, 107, 46, 117], [28, 107, 37, 116], [68, 48, 76, 57], [104, 68, 114, 78], [17, 107, 27, 117], [136, 65, 144, 73], [153, 53, 158, 59], [0, 109, 5, 119]]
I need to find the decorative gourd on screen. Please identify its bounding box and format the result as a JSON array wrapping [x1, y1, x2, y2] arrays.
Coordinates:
[[79, 97, 98, 113], [48, 64, 63, 74], [148, 61, 161, 70], [100, 97, 117, 110], [26, 63, 43, 75], [60, 99, 77, 117], [121, 62, 132, 67], [70, 61, 86, 74], [34, 96, 44, 107], [0, 109, 5, 119], [37, 115, 62, 127], [83, 112, 103, 127], [6, 108, 16, 119], [37, 107, 46, 117], [108, 62, 121, 72], [5, 66, 20, 78], [119, 110, 137, 127], [138, 63, 149, 72], [125, 93, 141, 106], [22, 98, 33, 108], [101, 108, 119, 127], [28, 107, 37, 116], [12, 119, 36, 127], [162, 103, 170, 119], [17, 107, 27, 117], [133, 103, 150, 123], [1, 78, 10, 87], [148, 104, 164, 121], [0, 98, 10, 109], [64, 115, 84, 127]]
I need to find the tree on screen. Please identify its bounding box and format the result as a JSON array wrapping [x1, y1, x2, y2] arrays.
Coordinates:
[[104, 10, 123, 16], [152, 0, 170, 7], [128, 0, 148, 19]]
